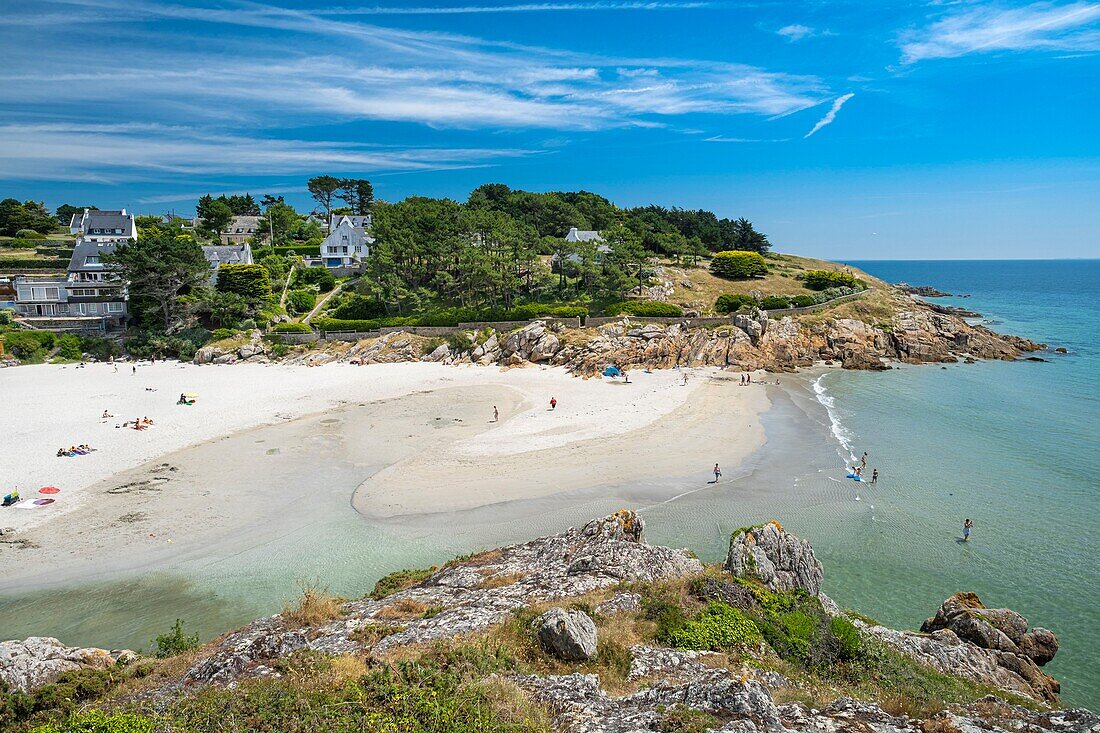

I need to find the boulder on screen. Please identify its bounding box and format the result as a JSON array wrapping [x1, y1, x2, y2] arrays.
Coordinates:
[[536, 608, 598, 661], [724, 521, 823, 597], [1020, 627, 1059, 666], [0, 637, 136, 693]]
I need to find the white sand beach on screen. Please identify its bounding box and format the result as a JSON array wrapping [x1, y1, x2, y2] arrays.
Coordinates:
[[0, 360, 775, 594], [0, 360, 754, 533]]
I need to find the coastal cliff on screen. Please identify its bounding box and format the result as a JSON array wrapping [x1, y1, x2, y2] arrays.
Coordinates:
[[3, 513, 1093, 732]]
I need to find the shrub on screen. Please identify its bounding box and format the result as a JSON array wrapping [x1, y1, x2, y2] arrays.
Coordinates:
[[3, 330, 55, 359], [759, 295, 792, 310], [791, 294, 817, 307], [15, 228, 45, 239], [421, 337, 445, 356], [371, 567, 438, 599], [76, 335, 119, 361], [283, 581, 343, 627], [154, 618, 200, 658], [297, 267, 336, 292], [313, 317, 416, 332], [211, 327, 235, 341], [710, 250, 768, 279], [286, 289, 315, 315], [0, 258, 68, 269], [447, 332, 472, 353], [31, 710, 155, 733], [56, 333, 83, 360], [714, 293, 756, 313], [663, 602, 763, 651], [605, 301, 683, 317], [0, 310, 12, 326], [803, 269, 864, 291], [215, 263, 273, 301], [270, 244, 321, 258], [273, 322, 313, 333], [330, 294, 386, 320]]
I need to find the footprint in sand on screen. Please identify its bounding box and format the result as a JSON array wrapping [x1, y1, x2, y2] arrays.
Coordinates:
[[266, 448, 281, 455], [106, 476, 171, 495]]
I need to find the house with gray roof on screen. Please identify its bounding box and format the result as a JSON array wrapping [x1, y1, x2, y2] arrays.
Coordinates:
[[220, 215, 264, 245], [551, 227, 611, 271], [202, 243, 254, 283], [15, 208, 134, 330]]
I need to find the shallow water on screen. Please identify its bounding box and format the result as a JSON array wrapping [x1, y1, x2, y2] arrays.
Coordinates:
[[817, 259, 1100, 707]]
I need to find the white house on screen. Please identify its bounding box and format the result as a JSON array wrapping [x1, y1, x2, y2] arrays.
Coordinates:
[[552, 227, 611, 270], [319, 215, 373, 269], [68, 209, 136, 244]]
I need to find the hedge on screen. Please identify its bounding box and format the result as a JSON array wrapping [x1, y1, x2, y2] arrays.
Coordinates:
[[0, 258, 68, 270], [1, 330, 55, 358], [273, 322, 313, 333], [14, 229, 45, 239], [759, 295, 792, 310], [605, 301, 683, 317], [714, 293, 756, 314], [313, 317, 416, 332], [330, 294, 386, 320], [711, 250, 768, 279], [803, 269, 864, 291], [216, 263, 273, 300]]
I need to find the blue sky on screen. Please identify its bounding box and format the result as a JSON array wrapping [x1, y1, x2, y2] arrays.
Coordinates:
[[1, 0, 1098, 259]]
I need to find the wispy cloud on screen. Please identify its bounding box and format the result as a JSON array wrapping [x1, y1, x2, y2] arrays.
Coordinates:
[[900, 1, 1100, 63], [312, 1, 714, 14], [803, 92, 854, 138], [0, 123, 536, 182], [703, 135, 790, 142]]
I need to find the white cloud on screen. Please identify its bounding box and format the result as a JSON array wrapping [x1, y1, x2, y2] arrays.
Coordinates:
[[0, 124, 536, 182], [777, 24, 815, 41], [803, 92, 855, 138], [900, 1, 1100, 63], [311, 2, 714, 14]]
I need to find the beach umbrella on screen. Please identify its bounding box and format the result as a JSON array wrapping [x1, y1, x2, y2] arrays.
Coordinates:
[[33, 498, 56, 506], [39, 487, 60, 494]]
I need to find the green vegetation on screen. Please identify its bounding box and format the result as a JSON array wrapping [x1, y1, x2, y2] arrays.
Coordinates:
[[294, 266, 336, 293], [285, 289, 315, 315], [32, 710, 154, 733], [1, 331, 55, 361], [215, 264, 272, 302], [714, 293, 756, 313], [804, 269, 864, 291], [662, 601, 763, 651], [606, 301, 683, 317], [710, 250, 768, 280], [659, 706, 721, 733], [153, 619, 200, 659], [370, 567, 438, 599], [0, 198, 56, 236]]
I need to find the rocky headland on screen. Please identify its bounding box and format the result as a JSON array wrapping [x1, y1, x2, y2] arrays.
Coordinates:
[[195, 293, 1044, 376], [3, 512, 1093, 732]]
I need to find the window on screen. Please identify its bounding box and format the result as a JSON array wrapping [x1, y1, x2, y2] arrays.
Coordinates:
[[341, 235, 348, 241], [341, 247, 348, 254], [85, 256, 101, 265], [72, 288, 96, 296], [108, 302, 123, 313], [87, 303, 99, 314]]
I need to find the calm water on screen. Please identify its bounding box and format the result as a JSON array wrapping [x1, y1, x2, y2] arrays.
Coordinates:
[[817, 260, 1100, 707]]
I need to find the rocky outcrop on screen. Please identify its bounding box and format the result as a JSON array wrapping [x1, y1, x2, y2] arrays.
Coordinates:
[[299, 295, 1042, 376], [194, 330, 270, 365], [0, 637, 136, 693], [183, 510, 700, 686], [725, 521, 824, 598], [537, 608, 598, 661], [859, 591, 1062, 703]]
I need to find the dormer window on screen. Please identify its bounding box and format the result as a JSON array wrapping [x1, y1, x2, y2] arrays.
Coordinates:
[[85, 256, 101, 265]]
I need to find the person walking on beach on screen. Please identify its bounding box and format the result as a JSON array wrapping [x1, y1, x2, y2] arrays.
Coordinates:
[[682, 372, 688, 386], [493, 406, 499, 422], [963, 518, 973, 541], [712, 463, 722, 483], [550, 396, 557, 411], [131, 365, 136, 375], [871, 468, 878, 484], [861, 452, 868, 468]]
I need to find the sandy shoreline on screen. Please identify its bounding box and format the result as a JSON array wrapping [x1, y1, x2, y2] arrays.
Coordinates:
[[1, 360, 710, 534], [1, 360, 777, 593]]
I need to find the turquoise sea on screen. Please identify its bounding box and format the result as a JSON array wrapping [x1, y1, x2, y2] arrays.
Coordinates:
[[817, 259, 1100, 708]]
